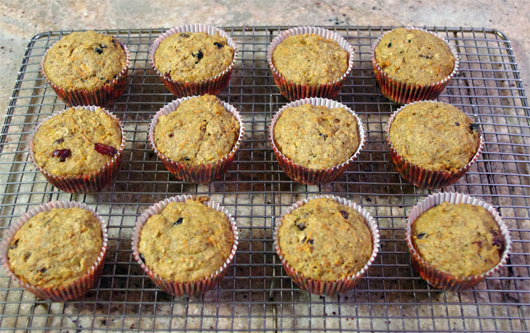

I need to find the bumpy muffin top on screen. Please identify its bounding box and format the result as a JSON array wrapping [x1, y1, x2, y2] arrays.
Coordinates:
[[8, 207, 103, 288], [374, 28, 455, 85], [389, 102, 480, 172], [272, 34, 349, 85], [32, 107, 122, 177], [278, 198, 373, 282], [154, 95, 240, 165], [43, 31, 126, 90], [154, 32, 234, 82], [138, 198, 234, 282], [412, 202, 504, 277], [274, 104, 360, 169]]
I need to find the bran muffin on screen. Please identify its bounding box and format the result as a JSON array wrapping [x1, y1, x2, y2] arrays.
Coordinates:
[[270, 98, 364, 184], [374, 28, 455, 86], [137, 198, 234, 282], [278, 198, 373, 282], [42, 31, 129, 105], [154, 32, 234, 83], [267, 27, 355, 100], [30, 106, 125, 192], [153, 95, 240, 165], [7, 207, 103, 289], [150, 25, 237, 96], [386, 101, 482, 188], [411, 202, 504, 278], [272, 34, 349, 86], [274, 103, 360, 169], [406, 192, 511, 290], [372, 27, 458, 104]]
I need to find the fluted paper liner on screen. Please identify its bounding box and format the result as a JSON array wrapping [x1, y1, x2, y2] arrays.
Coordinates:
[[371, 27, 460, 104], [0, 201, 108, 301], [270, 98, 365, 184], [131, 195, 239, 297], [149, 24, 238, 96], [385, 100, 484, 189], [149, 95, 244, 183], [274, 195, 380, 295], [41, 38, 130, 106], [267, 26, 355, 100], [29, 105, 126, 193], [406, 192, 511, 291]]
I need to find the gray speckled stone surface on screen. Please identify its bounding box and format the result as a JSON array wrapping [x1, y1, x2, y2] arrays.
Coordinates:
[[0, 0, 529, 116]]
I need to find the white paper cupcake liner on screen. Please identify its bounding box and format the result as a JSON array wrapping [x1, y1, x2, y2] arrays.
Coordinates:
[[270, 97, 365, 184], [148, 95, 245, 183], [0, 201, 108, 301], [406, 192, 511, 290], [267, 26, 355, 100], [149, 24, 238, 97], [371, 27, 460, 104], [29, 105, 126, 193], [274, 195, 380, 295], [131, 195, 239, 297], [385, 100, 484, 189]]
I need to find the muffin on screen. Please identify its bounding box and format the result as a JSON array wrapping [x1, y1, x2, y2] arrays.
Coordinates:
[[274, 196, 379, 295], [267, 26, 354, 100], [386, 101, 483, 188], [270, 98, 364, 184], [132, 195, 238, 296], [30, 106, 126, 193], [372, 27, 458, 104], [0, 201, 108, 301], [150, 24, 237, 96], [407, 192, 511, 290], [149, 94, 244, 183], [41, 31, 129, 106]]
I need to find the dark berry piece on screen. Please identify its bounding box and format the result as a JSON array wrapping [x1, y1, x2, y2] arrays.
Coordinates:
[[113, 74, 118, 80], [139, 253, 145, 263], [94, 143, 118, 156], [408, 39, 411, 43], [339, 210, 349, 219], [99, 43, 107, 49], [38, 267, 47, 274], [455, 122, 460, 126], [301, 236, 306, 243], [23, 252, 31, 261], [469, 123, 480, 132], [95, 47, 103, 54], [416, 232, 427, 239], [319, 132, 328, 140], [308, 239, 314, 245], [387, 42, 392, 48], [180, 33, 190, 38], [419, 54, 433, 59], [52, 148, 72, 162], [491, 230, 505, 254], [193, 50, 204, 63], [213, 42, 224, 48], [184, 157, 191, 161], [9, 239, 18, 250], [296, 222, 306, 231], [54, 138, 64, 144], [168, 133, 174, 138], [173, 217, 184, 226]]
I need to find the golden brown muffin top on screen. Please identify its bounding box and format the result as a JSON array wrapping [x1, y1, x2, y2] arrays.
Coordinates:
[[138, 198, 234, 282], [43, 31, 126, 90], [412, 202, 504, 277], [272, 34, 349, 85], [8, 207, 103, 288], [389, 102, 480, 172], [32, 107, 122, 177], [274, 104, 360, 169], [278, 198, 373, 281], [154, 32, 234, 82], [154, 95, 240, 165], [375, 28, 455, 85]]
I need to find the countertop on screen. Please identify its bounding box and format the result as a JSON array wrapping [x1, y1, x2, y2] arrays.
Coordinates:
[[0, 0, 529, 116]]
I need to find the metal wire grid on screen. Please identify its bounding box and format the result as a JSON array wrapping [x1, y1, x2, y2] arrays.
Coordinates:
[[0, 26, 528, 331]]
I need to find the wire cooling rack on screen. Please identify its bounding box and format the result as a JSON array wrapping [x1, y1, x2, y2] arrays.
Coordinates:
[[0, 26, 528, 332]]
